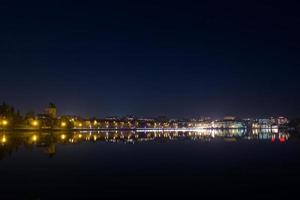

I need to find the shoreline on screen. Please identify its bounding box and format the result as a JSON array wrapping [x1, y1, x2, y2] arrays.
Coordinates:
[[0, 127, 286, 132]]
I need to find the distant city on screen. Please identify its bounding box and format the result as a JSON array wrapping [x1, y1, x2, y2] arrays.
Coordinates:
[[0, 102, 296, 131]]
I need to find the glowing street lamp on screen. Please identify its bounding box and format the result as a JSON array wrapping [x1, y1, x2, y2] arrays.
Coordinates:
[[60, 134, 66, 140], [32, 120, 39, 127], [61, 122, 67, 127], [2, 120, 8, 126]]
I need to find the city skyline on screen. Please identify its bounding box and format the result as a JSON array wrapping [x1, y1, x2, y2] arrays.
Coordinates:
[[0, 101, 293, 120], [0, 102, 291, 131], [1, 1, 299, 118], [1, 1, 300, 199]]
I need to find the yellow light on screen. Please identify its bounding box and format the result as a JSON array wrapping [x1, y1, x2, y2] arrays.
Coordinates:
[[94, 120, 97, 125], [79, 123, 82, 127], [32, 135, 38, 142], [61, 122, 67, 127], [2, 120, 8, 126], [78, 134, 82, 138], [1, 136, 6, 143], [61, 134, 66, 140], [32, 120, 39, 127]]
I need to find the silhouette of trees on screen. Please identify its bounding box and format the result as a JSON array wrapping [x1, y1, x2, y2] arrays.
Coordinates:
[[48, 102, 56, 108], [289, 119, 300, 131], [25, 111, 36, 119], [0, 102, 23, 127]]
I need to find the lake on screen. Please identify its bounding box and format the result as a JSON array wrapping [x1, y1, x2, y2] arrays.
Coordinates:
[[0, 129, 299, 199]]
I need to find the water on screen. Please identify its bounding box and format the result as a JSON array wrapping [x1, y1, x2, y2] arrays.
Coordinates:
[[0, 130, 299, 199]]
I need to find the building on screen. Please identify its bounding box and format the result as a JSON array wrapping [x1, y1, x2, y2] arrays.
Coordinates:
[[212, 120, 245, 129], [44, 103, 57, 118], [224, 116, 236, 120], [277, 117, 289, 125]]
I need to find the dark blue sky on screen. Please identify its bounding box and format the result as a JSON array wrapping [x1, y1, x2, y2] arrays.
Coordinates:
[[0, 0, 299, 118]]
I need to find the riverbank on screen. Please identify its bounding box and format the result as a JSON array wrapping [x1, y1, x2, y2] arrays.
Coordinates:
[[0, 127, 286, 132]]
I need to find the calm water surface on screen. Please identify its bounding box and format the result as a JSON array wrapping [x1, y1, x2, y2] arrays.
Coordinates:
[[0, 130, 299, 199]]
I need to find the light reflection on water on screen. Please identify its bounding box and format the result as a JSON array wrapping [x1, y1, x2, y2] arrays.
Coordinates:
[[0, 129, 291, 159]]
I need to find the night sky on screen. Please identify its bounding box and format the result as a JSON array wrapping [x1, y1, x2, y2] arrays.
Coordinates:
[[0, 0, 299, 118]]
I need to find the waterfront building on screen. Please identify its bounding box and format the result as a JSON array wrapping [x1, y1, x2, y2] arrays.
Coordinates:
[[258, 119, 272, 129], [212, 120, 245, 129], [44, 103, 57, 118], [252, 118, 282, 129], [187, 119, 212, 129], [224, 116, 236, 120], [277, 116, 289, 125]]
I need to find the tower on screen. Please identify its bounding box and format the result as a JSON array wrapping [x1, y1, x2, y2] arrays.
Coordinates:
[[44, 103, 57, 118]]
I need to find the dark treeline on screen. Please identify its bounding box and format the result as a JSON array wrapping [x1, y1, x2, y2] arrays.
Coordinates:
[[0, 102, 23, 127], [289, 119, 300, 132]]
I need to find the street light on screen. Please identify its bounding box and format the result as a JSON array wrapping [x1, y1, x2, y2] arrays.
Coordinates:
[[61, 122, 67, 127], [60, 134, 66, 140], [32, 120, 39, 127], [2, 120, 8, 126]]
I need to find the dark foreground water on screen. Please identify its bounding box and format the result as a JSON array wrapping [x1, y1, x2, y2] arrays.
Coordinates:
[[0, 130, 299, 199]]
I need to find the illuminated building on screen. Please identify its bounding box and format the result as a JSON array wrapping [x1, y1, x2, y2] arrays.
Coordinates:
[[212, 120, 245, 129], [257, 119, 272, 129]]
